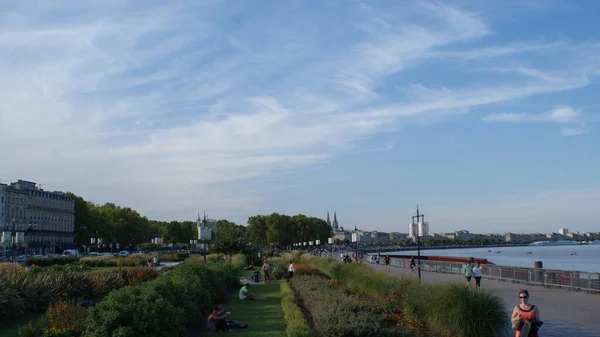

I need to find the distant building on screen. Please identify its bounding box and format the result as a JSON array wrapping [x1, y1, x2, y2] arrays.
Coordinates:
[[408, 222, 417, 238], [418, 222, 429, 237], [197, 212, 217, 240], [559, 228, 569, 235], [1, 180, 75, 252]]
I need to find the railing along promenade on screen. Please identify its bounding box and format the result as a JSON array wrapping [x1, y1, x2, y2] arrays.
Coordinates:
[[368, 255, 600, 294]]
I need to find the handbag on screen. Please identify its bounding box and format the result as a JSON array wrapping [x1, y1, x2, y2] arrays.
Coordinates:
[[512, 320, 524, 331]]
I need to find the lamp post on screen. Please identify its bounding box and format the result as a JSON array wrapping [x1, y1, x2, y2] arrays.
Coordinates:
[[315, 239, 320, 256], [153, 231, 162, 263], [328, 237, 333, 257], [412, 205, 425, 282]]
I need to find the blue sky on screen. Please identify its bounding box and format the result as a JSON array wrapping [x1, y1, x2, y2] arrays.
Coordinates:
[[0, 0, 598, 234]]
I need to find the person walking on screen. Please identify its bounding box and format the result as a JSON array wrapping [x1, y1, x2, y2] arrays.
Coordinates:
[[463, 262, 474, 287], [384, 255, 390, 271], [511, 289, 542, 337], [409, 256, 416, 273], [473, 262, 482, 289], [286, 261, 295, 282], [262, 260, 271, 283]]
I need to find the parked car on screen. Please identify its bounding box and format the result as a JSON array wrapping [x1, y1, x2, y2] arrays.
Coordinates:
[[117, 251, 130, 257]]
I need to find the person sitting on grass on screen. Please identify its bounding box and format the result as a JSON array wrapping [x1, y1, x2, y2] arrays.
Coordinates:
[[217, 303, 248, 329], [239, 283, 262, 300], [207, 306, 231, 332]]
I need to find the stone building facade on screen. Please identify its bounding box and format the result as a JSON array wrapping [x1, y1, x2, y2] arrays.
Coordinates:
[[1, 180, 75, 252]]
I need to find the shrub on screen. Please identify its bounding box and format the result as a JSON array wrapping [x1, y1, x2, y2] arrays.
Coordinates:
[[231, 254, 247, 270], [425, 284, 507, 337], [292, 251, 306, 262], [82, 262, 238, 337], [290, 275, 395, 337], [0, 267, 158, 323], [299, 256, 507, 337], [43, 300, 87, 337], [0, 287, 26, 322], [83, 283, 186, 337], [281, 281, 313, 337], [207, 253, 224, 263], [26, 256, 79, 267]]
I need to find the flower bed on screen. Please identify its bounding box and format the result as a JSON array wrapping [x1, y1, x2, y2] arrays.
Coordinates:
[[290, 275, 399, 337], [299, 256, 508, 337], [82, 261, 238, 337]]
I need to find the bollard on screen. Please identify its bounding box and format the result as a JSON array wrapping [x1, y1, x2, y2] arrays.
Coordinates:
[[534, 261, 544, 284]]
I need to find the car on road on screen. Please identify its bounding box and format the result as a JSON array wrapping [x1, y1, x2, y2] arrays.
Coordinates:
[[117, 251, 130, 257]]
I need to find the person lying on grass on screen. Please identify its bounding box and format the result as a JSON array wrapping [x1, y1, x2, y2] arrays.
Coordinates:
[[239, 283, 265, 300]]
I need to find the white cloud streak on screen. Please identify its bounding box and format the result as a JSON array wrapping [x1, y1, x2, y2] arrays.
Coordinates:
[[0, 1, 598, 221]]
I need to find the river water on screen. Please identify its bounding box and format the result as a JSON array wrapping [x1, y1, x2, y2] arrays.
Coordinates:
[[390, 245, 600, 273]]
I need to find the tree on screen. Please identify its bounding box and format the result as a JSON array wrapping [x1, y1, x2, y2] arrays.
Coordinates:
[[212, 220, 247, 262]]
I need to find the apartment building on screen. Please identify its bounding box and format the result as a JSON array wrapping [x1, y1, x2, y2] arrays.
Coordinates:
[[1, 180, 75, 252]]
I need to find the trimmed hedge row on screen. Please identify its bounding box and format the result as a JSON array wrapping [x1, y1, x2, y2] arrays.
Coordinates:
[[280, 281, 313, 337], [82, 261, 239, 337], [299, 255, 508, 337]]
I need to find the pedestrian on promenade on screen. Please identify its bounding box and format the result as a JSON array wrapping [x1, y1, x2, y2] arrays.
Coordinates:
[[473, 262, 482, 289], [463, 262, 473, 287], [384, 255, 390, 271], [511, 289, 543, 337], [409, 256, 416, 272]]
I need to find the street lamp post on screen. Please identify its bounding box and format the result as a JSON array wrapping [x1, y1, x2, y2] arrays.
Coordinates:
[[412, 205, 425, 282], [328, 237, 334, 257]]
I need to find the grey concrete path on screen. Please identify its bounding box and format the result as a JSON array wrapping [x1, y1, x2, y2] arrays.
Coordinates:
[[369, 263, 600, 336]]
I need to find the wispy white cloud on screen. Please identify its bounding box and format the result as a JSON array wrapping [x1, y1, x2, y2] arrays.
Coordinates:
[[0, 1, 598, 221], [483, 106, 580, 123], [561, 127, 589, 136], [483, 106, 592, 136]]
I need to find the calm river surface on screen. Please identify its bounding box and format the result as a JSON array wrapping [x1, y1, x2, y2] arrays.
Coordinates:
[[391, 245, 600, 273]]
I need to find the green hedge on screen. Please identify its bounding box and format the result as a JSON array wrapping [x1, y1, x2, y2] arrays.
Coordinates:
[[300, 256, 508, 337], [281, 281, 313, 337], [82, 261, 238, 337], [26, 256, 79, 267]]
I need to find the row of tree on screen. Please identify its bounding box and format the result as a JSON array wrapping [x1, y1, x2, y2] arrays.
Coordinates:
[[68, 193, 332, 252]]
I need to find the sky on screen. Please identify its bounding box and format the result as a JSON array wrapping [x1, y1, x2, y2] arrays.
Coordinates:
[[0, 0, 599, 234]]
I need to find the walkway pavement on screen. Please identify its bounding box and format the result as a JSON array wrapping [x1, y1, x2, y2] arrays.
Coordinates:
[[369, 263, 600, 336]]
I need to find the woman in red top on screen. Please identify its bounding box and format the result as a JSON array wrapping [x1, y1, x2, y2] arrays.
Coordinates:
[[511, 289, 541, 337]]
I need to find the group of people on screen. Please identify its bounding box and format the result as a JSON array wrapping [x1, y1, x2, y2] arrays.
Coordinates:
[[462, 261, 483, 289]]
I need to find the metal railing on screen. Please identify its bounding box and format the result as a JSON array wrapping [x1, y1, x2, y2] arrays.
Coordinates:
[[370, 256, 600, 293]]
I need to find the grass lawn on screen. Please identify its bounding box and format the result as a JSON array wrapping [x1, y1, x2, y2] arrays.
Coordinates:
[[204, 282, 286, 337]]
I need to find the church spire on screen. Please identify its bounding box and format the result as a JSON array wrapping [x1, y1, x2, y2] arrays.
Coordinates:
[[326, 210, 331, 227], [333, 211, 339, 231]]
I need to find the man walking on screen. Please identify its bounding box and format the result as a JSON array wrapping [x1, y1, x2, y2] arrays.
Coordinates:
[[384, 255, 390, 271]]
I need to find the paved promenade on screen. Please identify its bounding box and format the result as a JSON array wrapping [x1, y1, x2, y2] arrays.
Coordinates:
[[369, 263, 600, 336]]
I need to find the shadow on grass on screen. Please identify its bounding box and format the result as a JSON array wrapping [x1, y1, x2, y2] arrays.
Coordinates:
[[203, 282, 286, 337]]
